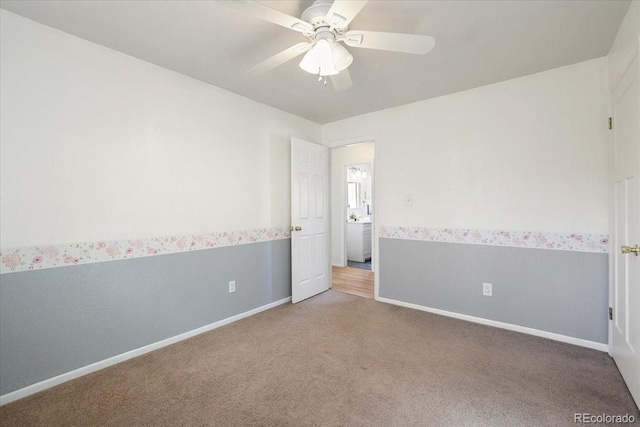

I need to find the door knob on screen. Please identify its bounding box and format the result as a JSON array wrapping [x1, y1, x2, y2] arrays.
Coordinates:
[[621, 244, 639, 256], [290, 226, 302, 231]]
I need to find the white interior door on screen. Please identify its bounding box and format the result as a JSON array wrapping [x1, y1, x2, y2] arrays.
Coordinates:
[[291, 138, 330, 303], [611, 54, 640, 406]]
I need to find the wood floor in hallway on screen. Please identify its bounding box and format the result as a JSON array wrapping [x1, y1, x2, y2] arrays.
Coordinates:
[[332, 266, 374, 299]]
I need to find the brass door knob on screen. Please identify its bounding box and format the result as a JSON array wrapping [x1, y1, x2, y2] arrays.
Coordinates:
[[290, 226, 302, 231], [621, 244, 639, 256]]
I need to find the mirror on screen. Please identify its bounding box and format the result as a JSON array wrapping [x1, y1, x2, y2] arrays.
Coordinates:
[[347, 181, 360, 208]]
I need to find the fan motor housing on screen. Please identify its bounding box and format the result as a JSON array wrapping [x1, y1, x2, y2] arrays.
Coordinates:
[[301, 0, 335, 29]]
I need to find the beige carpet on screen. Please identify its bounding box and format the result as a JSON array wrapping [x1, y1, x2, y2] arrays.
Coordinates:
[[1, 290, 638, 426]]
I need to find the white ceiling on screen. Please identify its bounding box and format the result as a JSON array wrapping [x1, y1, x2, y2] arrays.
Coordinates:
[[0, 0, 631, 124]]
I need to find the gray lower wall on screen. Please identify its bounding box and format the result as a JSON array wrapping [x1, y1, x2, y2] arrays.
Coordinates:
[[0, 239, 291, 396], [379, 238, 608, 344]]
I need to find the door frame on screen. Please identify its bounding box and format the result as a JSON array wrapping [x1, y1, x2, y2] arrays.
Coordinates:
[[328, 135, 379, 300], [606, 51, 640, 406], [608, 51, 639, 358]]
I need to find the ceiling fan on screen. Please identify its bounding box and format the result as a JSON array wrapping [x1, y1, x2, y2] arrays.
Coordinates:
[[224, 0, 435, 91]]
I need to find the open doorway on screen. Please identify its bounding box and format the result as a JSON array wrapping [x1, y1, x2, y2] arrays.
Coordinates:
[[330, 141, 375, 299], [345, 163, 372, 270]]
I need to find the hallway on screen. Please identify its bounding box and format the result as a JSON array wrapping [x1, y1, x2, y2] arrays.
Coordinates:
[[332, 266, 374, 299]]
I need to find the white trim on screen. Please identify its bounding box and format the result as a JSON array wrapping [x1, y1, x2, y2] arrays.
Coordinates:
[[323, 135, 377, 149], [343, 164, 350, 268], [377, 296, 608, 352], [0, 297, 291, 406], [373, 142, 379, 300]]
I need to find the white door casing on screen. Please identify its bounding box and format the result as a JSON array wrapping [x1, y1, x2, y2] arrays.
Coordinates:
[[611, 54, 640, 406], [291, 138, 330, 303]]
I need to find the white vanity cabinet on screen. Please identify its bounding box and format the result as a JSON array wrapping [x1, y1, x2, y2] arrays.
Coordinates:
[[347, 222, 372, 262]]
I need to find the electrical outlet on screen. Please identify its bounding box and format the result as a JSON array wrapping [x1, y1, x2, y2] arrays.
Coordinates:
[[483, 282, 492, 296], [404, 195, 413, 206], [229, 280, 236, 293]]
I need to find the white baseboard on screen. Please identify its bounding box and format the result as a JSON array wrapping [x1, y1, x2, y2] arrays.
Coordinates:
[[0, 297, 291, 406], [376, 296, 608, 352]]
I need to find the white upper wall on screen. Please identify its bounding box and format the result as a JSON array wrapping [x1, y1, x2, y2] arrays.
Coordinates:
[[322, 58, 610, 235], [607, 0, 639, 92], [0, 10, 321, 248], [2, 5, 621, 248]]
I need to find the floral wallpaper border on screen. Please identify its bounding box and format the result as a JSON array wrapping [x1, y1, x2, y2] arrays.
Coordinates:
[[1, 225, 608, 274], [379, 226, 609, 254], [0, 227, 291, 274]]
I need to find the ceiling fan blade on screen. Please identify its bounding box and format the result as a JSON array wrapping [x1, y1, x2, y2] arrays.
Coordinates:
[[248, 42, 312, 75], [326, 0, 368, 28], [222, 1, 314, 34], [331, 69, 353, 91], [344, 31, 435, 55]]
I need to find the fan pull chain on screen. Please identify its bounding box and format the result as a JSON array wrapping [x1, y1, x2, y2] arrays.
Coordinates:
[[316, 68, 327, 87]]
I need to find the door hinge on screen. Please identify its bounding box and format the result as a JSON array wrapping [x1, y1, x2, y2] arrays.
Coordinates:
[[608, 117, 613, 130], [609, 307, 613, 320]]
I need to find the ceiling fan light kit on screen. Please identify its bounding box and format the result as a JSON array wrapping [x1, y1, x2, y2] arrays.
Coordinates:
[[226, 0, 435, 91], [300, 36, 338, 76], [299, 31, 353, 77], [331, 42, 353, 71]]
